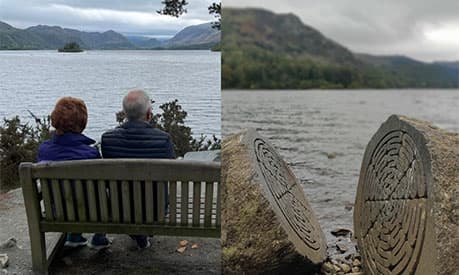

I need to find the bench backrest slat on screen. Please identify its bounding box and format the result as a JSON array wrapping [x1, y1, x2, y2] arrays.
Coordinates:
[[157, 181, 166, 223], [98, 181, 110, 223], [180, 181, 189, 226], [169, 181, 177, 225], [74, 180, 87, 222], [204, 182, 214, 227], [30, 159, 220, 182], [20, 159, 221, 237], [121, 180, 131, 223], [40, 180, 54, 222], [50, 179, 65, 222], [192, 181, 201, 226]]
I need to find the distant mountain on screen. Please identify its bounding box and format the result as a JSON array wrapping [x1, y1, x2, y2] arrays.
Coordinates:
[[0, 21, 46, 49], [164, 22, 220, 49], [25, 26, 133, 49], [222, 8, 458, 89], [0, 21, 220, 50], [434, 61, 459, 70], [126, 36, 161, 49]]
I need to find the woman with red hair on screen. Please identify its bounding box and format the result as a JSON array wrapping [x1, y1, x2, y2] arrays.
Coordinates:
[[38, 97, 110, 249]]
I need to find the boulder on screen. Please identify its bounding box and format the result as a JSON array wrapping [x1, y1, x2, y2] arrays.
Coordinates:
[[221, 129, 327, 274], [354, 115, 459, 275]]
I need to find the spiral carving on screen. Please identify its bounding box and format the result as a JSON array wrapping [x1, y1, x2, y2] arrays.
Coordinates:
[[357, 130, 427, 275], [253, 138, 323, 251]]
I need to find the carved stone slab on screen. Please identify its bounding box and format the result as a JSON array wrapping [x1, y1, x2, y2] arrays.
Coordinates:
[[222, 129, 326, 274], [354, 115, 459, 275]]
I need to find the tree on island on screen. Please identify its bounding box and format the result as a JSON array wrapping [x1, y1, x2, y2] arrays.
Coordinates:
[[62, 42, 81, 50], [58, 42, 83, 52]]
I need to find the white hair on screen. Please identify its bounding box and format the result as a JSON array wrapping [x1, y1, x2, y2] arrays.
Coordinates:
[[122, 89, 151, 121]]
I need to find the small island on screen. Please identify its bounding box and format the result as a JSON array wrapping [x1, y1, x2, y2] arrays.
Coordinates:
[[58, 42, 83, 52]]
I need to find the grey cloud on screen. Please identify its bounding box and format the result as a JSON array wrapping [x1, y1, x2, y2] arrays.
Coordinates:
[[0, 0, 216, 35]]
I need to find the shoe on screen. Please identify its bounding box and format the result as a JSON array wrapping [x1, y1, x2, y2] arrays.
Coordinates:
[[134, 236, 151, 249], [64, 234, 88, 248], [138, 239, 151, 249], [88, 234, 111, 250]]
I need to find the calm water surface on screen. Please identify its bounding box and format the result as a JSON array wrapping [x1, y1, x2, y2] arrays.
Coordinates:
[[0, 50, 221, 139], [222, 89, 459, 250]]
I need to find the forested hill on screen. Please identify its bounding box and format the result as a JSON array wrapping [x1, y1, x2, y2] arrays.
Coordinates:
[[0, 21, 220, 50], [222, 8, 459, 89], [0, 22, 133, 49]]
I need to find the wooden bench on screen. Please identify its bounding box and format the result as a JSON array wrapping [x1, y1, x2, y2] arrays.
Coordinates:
[[19, 159, 221, 274]]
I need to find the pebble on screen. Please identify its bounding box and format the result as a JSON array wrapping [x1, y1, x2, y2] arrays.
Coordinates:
[[336, 243, 348, 253], [352, 266, 360, 273], [344, 203, 353, 211], [353, 258, 361, 266], [340, 263, 351, 273], [333, 264, 341, 272], [0, 254, 8, 268], [326, 152, 337, 159], [1, 269, 7, 274], [321, 263, 332, 273], [331, 228, 352, 237], [0, 238, 16, 250]]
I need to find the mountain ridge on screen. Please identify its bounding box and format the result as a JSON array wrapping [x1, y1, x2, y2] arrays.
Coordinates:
[[0, 21, 220, 50], [222, 8, 458, 89]]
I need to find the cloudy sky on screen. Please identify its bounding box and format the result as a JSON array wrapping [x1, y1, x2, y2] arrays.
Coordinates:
[[0, 0, 215, 37], [226, 0, 459, 62]]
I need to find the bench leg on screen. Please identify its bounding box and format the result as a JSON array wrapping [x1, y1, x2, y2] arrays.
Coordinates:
[[30, 231, 48, 275]]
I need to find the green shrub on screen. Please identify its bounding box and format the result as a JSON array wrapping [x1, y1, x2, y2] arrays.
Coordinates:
[[0, 115, 51, 192]]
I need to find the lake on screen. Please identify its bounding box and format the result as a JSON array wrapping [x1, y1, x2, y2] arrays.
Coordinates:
[[0, 50, 221, 139], [222, 89, 459, 251]]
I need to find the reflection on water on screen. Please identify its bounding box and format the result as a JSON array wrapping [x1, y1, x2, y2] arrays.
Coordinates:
[[222, 89, 459, 249], [0, 50, 221, 139]]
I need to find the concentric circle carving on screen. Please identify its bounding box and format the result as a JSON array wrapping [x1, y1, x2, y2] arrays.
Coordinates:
[[253, 137, 324, 253], [356, 130, 427, 274]]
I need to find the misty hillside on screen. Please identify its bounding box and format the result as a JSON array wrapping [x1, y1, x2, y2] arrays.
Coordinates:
[[222, 8, 458, 89]]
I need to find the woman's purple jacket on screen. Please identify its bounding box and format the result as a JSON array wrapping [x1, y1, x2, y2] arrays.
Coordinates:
[[37, 133, 100, 162]]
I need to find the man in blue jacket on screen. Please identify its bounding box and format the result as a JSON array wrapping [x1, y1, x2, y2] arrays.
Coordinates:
[[101, 90, 176, 249]]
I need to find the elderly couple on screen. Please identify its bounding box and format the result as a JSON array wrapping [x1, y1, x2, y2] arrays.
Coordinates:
[[37, 90, 176, 249]]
